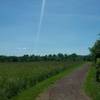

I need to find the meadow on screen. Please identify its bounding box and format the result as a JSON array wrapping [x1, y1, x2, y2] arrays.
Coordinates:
[[0, 60, 82, 100]]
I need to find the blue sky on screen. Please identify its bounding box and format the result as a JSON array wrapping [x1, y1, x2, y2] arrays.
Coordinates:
[[0, 0, 99, 56]]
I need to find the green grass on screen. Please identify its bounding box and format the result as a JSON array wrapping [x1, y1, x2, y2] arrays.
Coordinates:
[[0, 61, 67, 99], [84, 64, 100, 100], [0, 61, 82, 100], [12, 62, 85, 100]]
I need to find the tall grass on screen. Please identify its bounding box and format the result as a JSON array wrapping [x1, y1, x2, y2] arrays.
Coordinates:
[[0, 61, 82, 100]]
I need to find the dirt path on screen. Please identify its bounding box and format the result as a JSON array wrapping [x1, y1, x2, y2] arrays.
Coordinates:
[[36, 63, 91, 100]]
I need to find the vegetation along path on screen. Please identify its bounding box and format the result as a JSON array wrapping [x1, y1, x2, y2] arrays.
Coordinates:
[[36, 63, 91, 100]]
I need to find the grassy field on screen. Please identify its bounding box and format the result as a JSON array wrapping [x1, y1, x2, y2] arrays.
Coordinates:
[[12, 62, 84, 100], [84, 64, 100, 100], [0, 61, 83, 100]]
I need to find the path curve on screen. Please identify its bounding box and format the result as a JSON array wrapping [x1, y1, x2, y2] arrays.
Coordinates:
[[36, 63, 91, 100]]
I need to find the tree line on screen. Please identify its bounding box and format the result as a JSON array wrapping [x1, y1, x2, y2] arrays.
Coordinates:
[[0, 53, 91, 62]]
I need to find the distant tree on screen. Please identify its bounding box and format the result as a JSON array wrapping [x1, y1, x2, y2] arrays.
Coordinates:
[[57, 53, 64, 61], [0, 56, 7, 62], [52, 54, 57, 60], [68, 53, 78, 61], [30, 55, 35, 61], [83, 55, 92, 61], [9, 56, 18, 62], [47, 54, 54, 61], [21, 55, 29, 62], [41, 55, 48, 61], [64, 54, 68, 60]]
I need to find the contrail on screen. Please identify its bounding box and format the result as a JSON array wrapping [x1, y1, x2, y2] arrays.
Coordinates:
[[35, 0, 46, 44]]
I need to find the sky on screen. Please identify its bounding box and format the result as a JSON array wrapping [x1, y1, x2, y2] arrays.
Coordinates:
[[0, 0, 99, 56]]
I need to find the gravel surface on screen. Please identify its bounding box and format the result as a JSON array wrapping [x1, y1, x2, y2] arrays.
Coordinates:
[[36, 63, 91, 100]]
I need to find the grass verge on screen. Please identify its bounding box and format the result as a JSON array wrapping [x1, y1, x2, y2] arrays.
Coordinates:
[[12, 62, 85, 100], [84, 64, 100, 100]]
